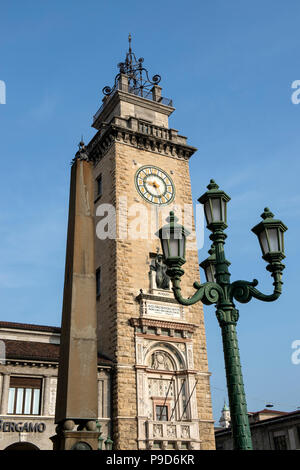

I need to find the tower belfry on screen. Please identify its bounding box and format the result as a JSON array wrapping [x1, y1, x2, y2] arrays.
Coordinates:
[[219, 400, 231, 429], [86, 37, 215, 450], [101, 34, 163, 100]]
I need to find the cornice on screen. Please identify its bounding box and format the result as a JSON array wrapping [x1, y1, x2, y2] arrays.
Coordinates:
[[136, 292, 179, 305], [136, 333, 192, 343], [136, 366, 198, 376], [87, 122, 197, 165], [129, 317, 198, 333], [93, 90, 175, 128], [0, 359, 111, 370], [2, 359, 58, 369]]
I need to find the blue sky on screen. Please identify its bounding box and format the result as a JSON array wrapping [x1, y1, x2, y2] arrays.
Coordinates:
[[0, 0, 299, 422]]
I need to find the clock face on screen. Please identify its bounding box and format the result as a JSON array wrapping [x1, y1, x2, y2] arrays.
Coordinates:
[[135, 166, 175, 205]]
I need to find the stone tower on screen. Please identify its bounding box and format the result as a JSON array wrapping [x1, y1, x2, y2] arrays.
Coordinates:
[[87, 36, 215, 450], [219, 401, 231, 429]]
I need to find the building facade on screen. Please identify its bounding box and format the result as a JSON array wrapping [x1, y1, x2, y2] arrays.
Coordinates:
[[0, 322, 111, 450], [0, 40, 215, 451], [215, 408, 300, 450]]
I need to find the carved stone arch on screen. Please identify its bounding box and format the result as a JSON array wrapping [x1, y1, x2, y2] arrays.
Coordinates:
[[144, 341, 186, 371]]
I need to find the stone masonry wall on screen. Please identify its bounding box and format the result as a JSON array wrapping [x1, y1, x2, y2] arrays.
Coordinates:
[[94, 139, 215, 450]]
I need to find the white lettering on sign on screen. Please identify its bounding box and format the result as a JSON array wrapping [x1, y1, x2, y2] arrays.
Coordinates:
[[146, 303, 181, 318], [0, 420, 46, 433]]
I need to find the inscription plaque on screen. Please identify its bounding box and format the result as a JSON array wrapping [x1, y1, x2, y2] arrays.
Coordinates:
[[146, 303, 181, 319]]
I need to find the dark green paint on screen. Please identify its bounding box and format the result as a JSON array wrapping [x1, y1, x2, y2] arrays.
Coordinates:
[[157, 181, 287, 451]]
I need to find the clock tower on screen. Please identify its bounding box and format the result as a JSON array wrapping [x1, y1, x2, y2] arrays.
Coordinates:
[[87, 37, 215, 450]]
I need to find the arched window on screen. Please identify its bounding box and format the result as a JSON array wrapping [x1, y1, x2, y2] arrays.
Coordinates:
[[145, 345, 189, 423]]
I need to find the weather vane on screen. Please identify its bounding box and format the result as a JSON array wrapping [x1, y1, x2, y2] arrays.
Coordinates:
[[102, 34, 161, 98]]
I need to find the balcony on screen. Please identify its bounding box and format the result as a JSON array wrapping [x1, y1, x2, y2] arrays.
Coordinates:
[[146, 420, 199, 446], [138, 121, 171, 140]]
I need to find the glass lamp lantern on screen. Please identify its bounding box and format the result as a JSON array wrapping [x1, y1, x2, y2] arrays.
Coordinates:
[[96, 420, 104, 450], [156, 211, 190, 264], [105, 437, 113, 450], [251, 208, 287, 260], [200, 245, 216, 283], [198, 179, 231, 229]]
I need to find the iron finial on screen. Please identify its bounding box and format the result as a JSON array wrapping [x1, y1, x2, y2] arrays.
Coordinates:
[[128, 33, 132, 53], [102, 34, 162, 98], [72, 139, 89, 165], [78, 135, 84, 150]]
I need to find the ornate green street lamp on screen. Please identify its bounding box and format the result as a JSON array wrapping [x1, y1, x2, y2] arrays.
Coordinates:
[[96, 420, 113, 450], [105, 437, 113, 450], [96, 420, 104, 450], [157, 180, 287, 450]]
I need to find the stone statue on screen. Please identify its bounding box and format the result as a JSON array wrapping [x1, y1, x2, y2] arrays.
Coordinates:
[[151, 254, 170, 290]]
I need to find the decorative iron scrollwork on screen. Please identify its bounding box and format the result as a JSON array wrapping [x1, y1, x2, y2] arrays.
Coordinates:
[[102, 86, 113, 96], [171, 278, 224, 306], [229, 279, 259, 304], [230, 274, 282, 304], [102, 34, 161, 98]]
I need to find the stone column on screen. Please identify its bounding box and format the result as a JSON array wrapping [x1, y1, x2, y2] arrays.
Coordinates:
[[105, 376, 111, 420], [288, 427, 298, 449], [51, 144, 100, 450], [0, 373, 10, 415], [151, 85, 162, 102], [118, 73, 129, 92], [42, 376, 51, 416], [98, 379, 103, 418], [129, 117, 138, 132], [0, 374, 2, 411]]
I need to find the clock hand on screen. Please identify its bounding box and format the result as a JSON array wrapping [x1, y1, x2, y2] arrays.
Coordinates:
[[147, 181, 160, 196]]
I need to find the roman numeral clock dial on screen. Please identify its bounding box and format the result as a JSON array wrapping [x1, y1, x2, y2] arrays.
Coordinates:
[[135, 166, 175, 205]]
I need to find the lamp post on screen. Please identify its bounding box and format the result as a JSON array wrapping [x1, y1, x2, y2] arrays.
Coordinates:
[[96, 420, 104, 450], [156, 179, 287, 451]]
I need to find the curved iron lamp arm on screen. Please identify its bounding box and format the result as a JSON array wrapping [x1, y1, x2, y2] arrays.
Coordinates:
[[229, 264, 284, 304], [171, 277, 224, 306], [169, 263, 284, 307], [230, 279, 280, 304]]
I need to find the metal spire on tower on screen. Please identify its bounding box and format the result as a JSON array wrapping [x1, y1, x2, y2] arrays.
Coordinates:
[[102, 34, 161, 98], [128, 32, 132, 53]]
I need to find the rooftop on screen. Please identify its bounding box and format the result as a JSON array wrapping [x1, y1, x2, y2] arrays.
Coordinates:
[[0, 321, 113, 366], [248, 408, 288, 416], [0, 321, 60, 334], [215, 409, 300, 434]]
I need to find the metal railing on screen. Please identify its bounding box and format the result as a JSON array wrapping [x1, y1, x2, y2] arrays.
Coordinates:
[[128, 86, 173, 107], [146, 420, 198, 441], [138, 121, 171, 140]]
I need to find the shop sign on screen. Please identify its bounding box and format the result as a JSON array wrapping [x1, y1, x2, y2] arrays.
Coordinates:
[[0, 420, 46, 433]]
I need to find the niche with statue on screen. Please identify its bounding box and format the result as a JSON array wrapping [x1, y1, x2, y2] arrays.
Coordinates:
[[148, 251, 172, 297]]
